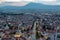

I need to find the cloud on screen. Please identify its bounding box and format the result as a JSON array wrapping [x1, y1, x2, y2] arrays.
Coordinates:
[[36, 0, 56, 2], [5, 0, 21, 2], [0, 0, 30, 6], [40, 1, 60, 5], [33, 0, 60, 5], [0, 0, 34, 2], [0, 2, 29, 6], [0, 0, 60, 6], [41, 1, 60, 5]]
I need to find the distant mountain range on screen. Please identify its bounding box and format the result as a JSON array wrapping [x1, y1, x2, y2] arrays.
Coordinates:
[[0, 2, 60, 13]]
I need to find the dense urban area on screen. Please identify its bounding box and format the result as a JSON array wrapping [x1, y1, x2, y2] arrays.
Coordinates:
[[0, 12, 60, 40]]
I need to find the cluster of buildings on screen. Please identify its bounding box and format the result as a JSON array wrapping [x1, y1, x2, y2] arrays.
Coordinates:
[[0, 14, 36, 40], [0, 13, 60, 40]]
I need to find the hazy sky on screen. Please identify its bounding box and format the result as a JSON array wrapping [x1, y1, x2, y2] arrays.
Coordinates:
[[0, 0, 60, 6], [0, 0, 57, 2]]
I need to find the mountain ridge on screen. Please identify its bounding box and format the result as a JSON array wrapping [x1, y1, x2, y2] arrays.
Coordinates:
[[0, 2, 60, 13]]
